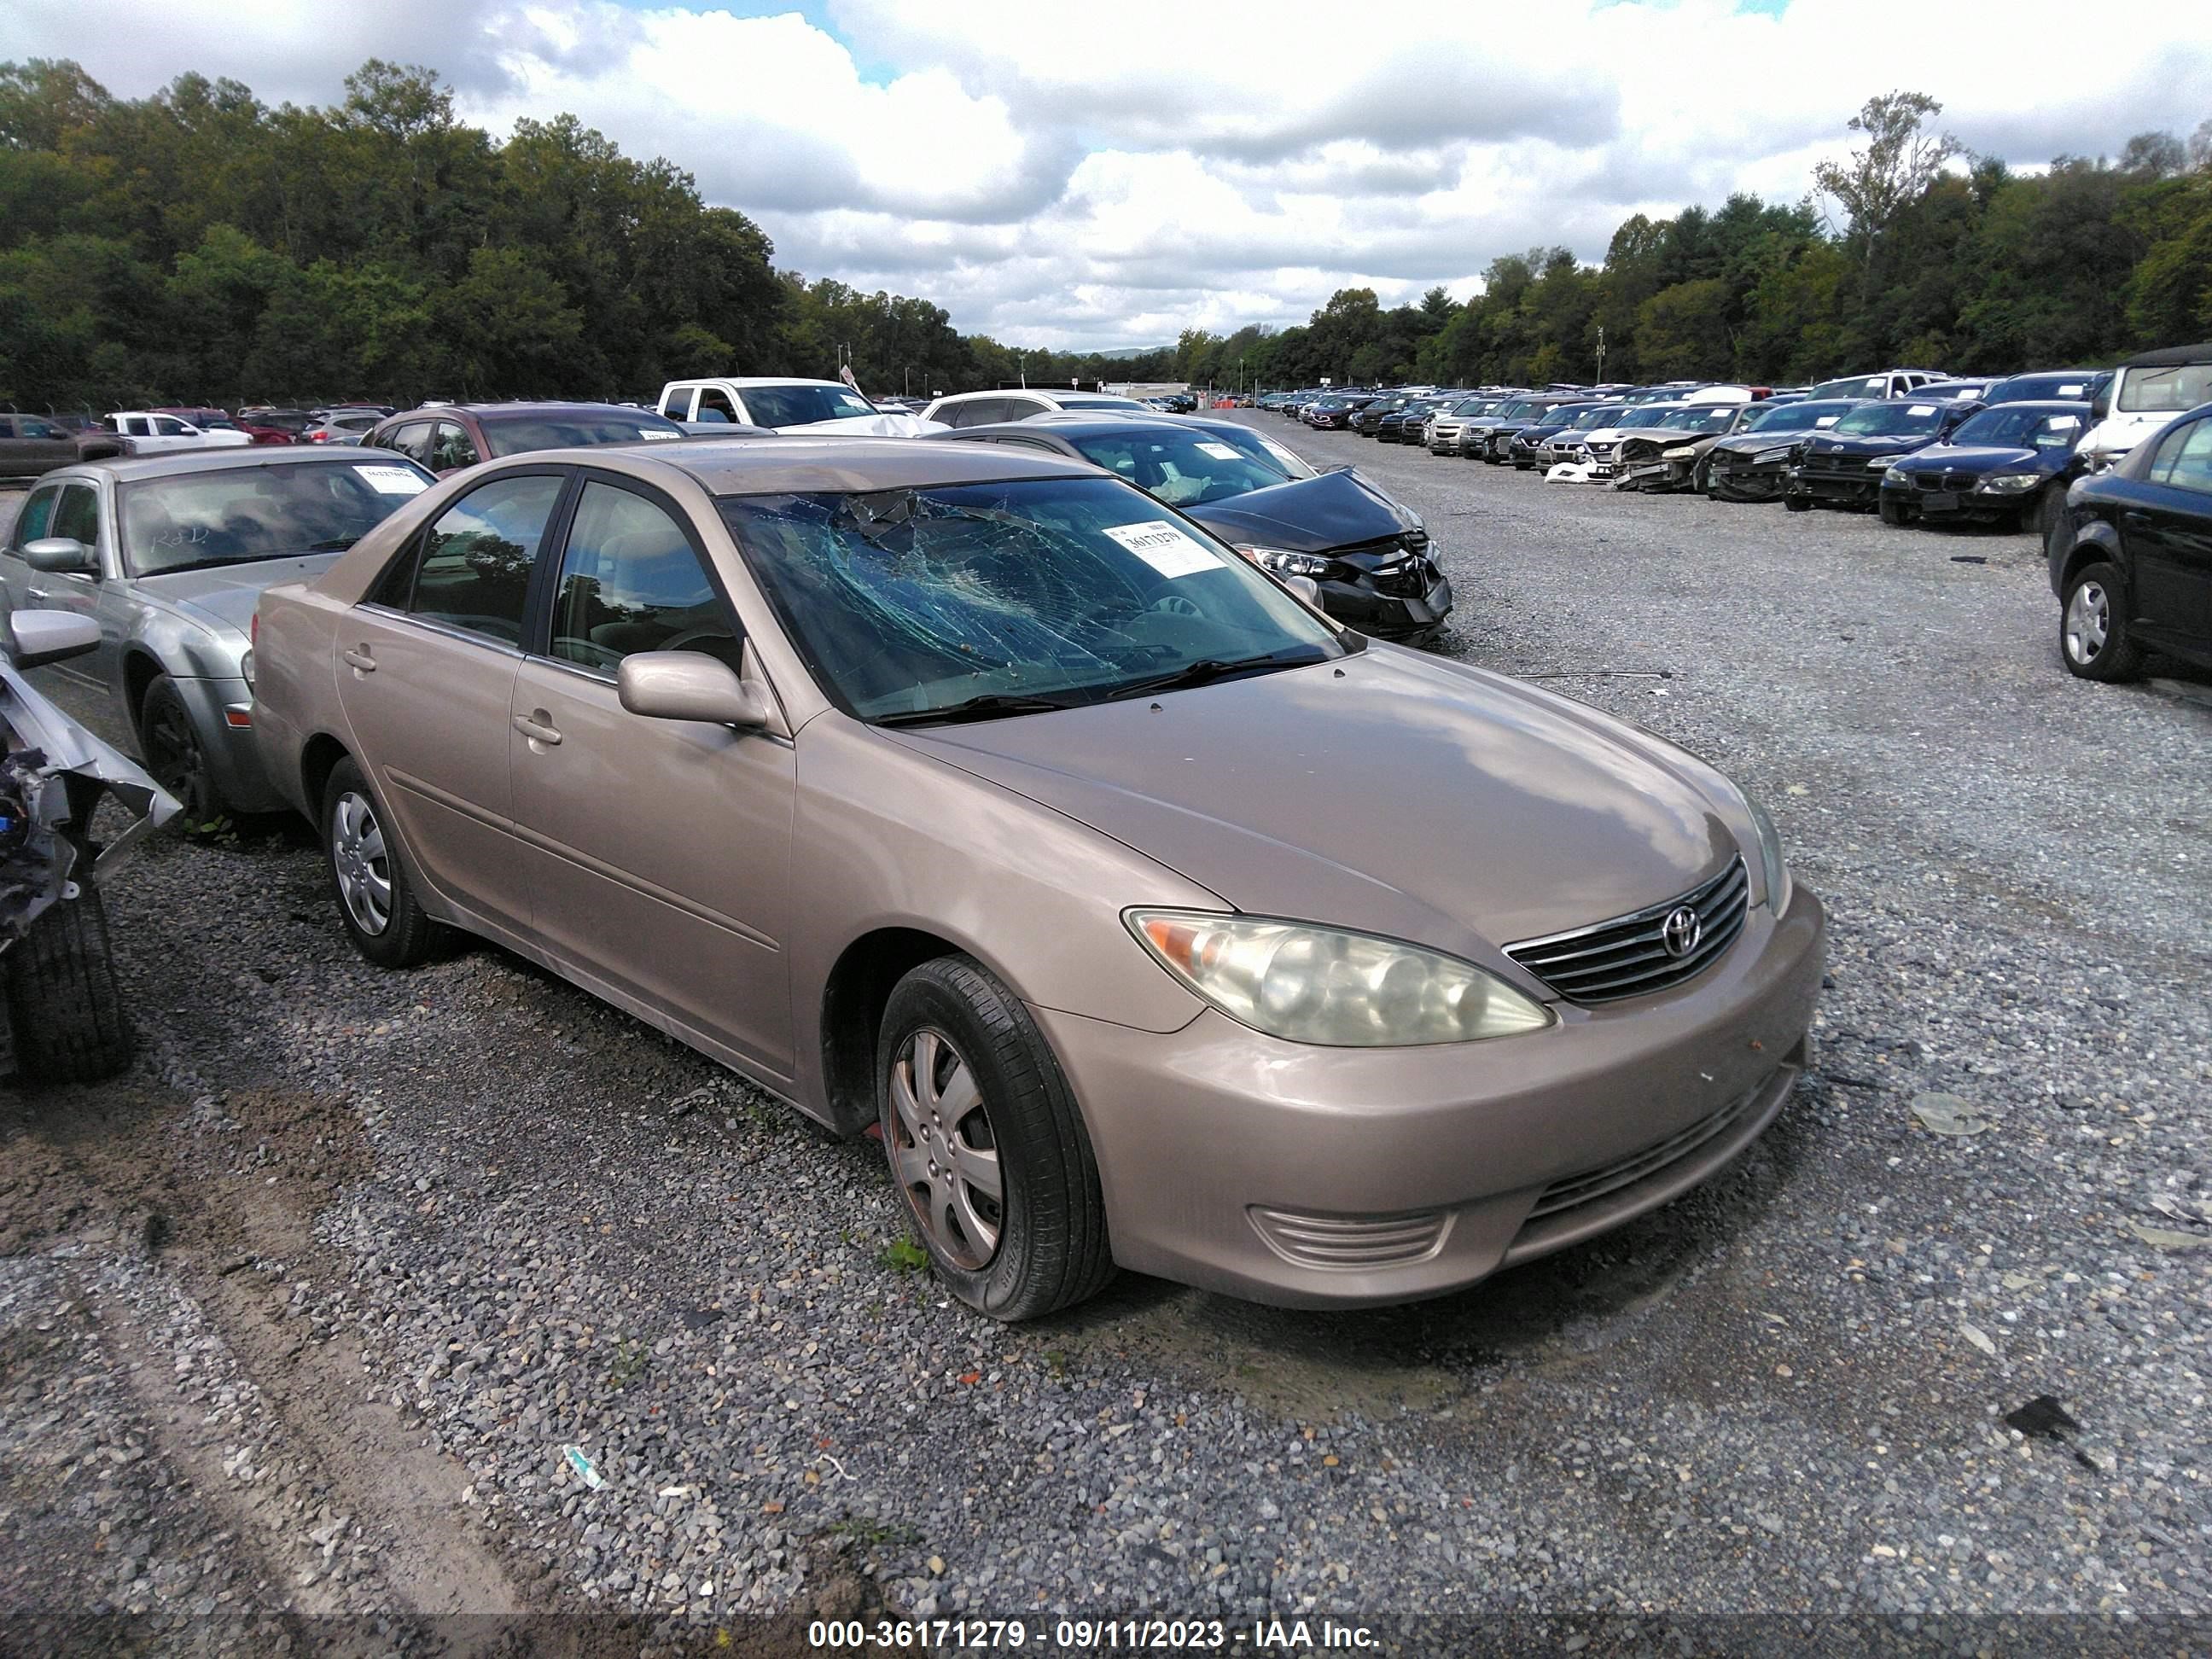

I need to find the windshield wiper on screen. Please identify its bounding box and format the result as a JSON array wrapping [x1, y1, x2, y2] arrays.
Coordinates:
[[872, 691, 1084, 728], [1101, 651, 1317, 701]]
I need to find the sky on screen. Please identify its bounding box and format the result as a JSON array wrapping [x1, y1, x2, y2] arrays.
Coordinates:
[[5, 0, 2210, 350]]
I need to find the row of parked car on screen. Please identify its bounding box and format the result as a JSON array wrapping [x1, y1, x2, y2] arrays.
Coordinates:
[[1262, 345, 2212, 685], [2, 366, 1835, 1327]]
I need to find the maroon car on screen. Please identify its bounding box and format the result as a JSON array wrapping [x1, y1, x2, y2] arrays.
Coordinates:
[[362, 402, 687, 475]]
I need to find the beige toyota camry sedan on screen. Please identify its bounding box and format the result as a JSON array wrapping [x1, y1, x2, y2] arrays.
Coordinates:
[[253, 438, 1824, 1319]]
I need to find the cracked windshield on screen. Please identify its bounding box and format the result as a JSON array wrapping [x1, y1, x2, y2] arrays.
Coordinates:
[[720, 475, 1340, 722]]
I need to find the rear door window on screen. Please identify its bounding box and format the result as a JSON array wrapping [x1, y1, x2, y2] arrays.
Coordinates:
[[11, 485, 61, 548], [393, 474, 568, 645]]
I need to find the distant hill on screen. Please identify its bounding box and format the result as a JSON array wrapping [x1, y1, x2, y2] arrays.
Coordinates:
[[1087, 345, 1173, 360]]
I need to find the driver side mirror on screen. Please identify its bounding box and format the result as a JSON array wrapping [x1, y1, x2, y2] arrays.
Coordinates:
[[618, 650, 777, 731], [23, 537, 97, 575]]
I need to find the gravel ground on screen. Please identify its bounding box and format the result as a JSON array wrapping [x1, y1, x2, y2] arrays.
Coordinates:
[[1, 430, 2208, 1655]]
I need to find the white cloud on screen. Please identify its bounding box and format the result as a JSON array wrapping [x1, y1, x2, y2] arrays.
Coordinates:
[[5, 0, 2210, 347]]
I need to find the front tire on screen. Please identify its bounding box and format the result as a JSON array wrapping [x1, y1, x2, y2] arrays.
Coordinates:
[[322, 757, 444, 968], [4, 888, 133, 1083], [1878, 496, 1910, 527], [1784, 492, 1812, 513], [138, 674, 219, 823], [876, 956, 1112, 1320], [2060, 562, 2144, 683]]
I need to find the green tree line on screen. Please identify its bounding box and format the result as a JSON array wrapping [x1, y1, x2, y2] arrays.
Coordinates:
[[3, 63, 2207, 412], [0, 56, 1167, 410], [1176, 94, 2212, 393]]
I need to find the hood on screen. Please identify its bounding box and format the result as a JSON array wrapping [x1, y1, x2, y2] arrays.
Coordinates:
[[2080, 410, 2175, 457], [888, 646, 1743, 970], [138, 552, 346, 639], [1889, 443, 2042, 474], [784, 413, 946, 437], [1185, 467, 1418, 555], [1801, 431, 1941, 459]]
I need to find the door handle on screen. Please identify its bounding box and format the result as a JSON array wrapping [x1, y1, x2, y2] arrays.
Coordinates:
[[2122, 510, 2152, 527], [341, 647, 376, 672], [26, 588, 49, 602], [513, 712, 562, 746]]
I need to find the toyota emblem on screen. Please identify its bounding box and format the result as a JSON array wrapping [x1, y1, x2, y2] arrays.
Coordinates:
[[1662, 905, 1703, 958]]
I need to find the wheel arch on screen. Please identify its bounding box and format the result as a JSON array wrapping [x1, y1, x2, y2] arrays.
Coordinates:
[[818, 926, 973, 1137], [2058, 524, 2127, 597], [300, 731, 352, 818], [121, 648, 166, 725]]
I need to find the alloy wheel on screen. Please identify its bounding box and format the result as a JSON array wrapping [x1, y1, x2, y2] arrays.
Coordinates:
[[2064, 580, 2109, 666], [145, 701, 211, 819], [330, 789, 393, 935], [888, 1027, 1003, 1271]]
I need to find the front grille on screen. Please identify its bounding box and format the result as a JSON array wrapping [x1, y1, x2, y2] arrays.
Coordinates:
[[1504, 858, 1749, 1004], [1249, 1205, 1450, 1270], [1370, 557, 1435, 597], [1525, 1083, 1761, 1222]]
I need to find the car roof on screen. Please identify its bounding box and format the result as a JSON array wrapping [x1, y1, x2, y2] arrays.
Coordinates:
[[49, 446, 397, 484], [591, 435, 1097, 496], [381, 401, 672, 422], [2119, 342, 2212, 369], [1962, 399, 2092, 414], [670, 376, 850, 389]]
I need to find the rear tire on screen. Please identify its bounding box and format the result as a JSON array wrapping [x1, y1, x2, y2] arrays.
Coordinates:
[[5, 888, 133, 1083], [876, 956, 1113, 1320], [322, 757, 445, 968], [2059, 562, 2144, 683]]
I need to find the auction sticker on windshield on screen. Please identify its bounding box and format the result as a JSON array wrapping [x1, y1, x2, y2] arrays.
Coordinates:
[[1101, 520, 1223, 579], [1907, 405, 1936, 416], [354, 465, 428, 495], [1196, 441, 1243, 461]]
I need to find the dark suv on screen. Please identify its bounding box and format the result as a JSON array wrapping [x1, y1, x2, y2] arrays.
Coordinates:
[[1784, 399, 1980, 512], [2046, 401, 2212, 681]]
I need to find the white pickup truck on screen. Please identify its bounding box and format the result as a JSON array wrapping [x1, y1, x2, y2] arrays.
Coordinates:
[[101, 412, 255, 454], [654, 378, 937, 436]]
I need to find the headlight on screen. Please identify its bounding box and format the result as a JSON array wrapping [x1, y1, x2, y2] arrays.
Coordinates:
[[1866, 456, 1894, 469], [1662, 445, 1697, 459], [1882, 465, 1910, 484], [1126, 911, 1553, 1047], [1752, 448, 1791, 465], [1976, 472, 2039, 492], [1237, 545, 1331, 578], [1743, 794, 1792, 914]]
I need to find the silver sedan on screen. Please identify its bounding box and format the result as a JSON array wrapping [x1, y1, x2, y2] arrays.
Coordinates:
[[0, 448, 434, 818]]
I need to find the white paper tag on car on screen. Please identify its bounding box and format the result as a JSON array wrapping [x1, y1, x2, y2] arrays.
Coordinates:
[[637, 428, 679, 439], [1907, 405, 1936, 416], [1195, 441, 1243, 461], [1101, 521, 1222, 579], [355, 465, 428, 495]]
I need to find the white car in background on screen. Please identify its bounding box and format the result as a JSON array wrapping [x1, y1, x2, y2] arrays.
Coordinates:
[[101, 412, 254, 454], [656, 377, 936, 436], [919, 388, 1151, 428]]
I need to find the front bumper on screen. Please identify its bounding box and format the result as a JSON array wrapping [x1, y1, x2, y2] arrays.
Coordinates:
[[1039, 885, 1825, 1307], [1316, 568, 1454, 641], [1877, 478, 2033, 521], [172, 675, 288, 813], [1704, 456, 1788, 500], [1785, 466, 1882, 508]]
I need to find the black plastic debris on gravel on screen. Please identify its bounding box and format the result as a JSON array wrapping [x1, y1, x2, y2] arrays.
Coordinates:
[[2005, 1394, 2097, 1471]]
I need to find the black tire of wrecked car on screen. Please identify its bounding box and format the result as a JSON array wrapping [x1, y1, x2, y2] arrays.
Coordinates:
[[4, 884, 134, 1083]]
